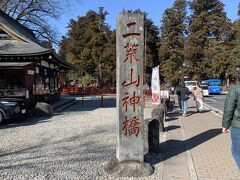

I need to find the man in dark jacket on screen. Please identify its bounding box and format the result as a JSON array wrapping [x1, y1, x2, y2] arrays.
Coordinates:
[[222, 83, 240, 170], [175, 83, 191, 116]]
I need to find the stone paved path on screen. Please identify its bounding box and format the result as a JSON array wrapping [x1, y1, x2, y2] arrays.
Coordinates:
[[180, 98, 240, 179]]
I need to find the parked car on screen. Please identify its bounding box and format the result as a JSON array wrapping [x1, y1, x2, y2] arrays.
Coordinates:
[[201, 80, 208, 86], [200, 85, 209, 96], [185, 80, 197, 91], [0, 97, 26, 123]]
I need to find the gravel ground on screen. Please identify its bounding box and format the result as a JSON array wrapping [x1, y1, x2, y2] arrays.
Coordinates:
[[0, 97, 163, 180]]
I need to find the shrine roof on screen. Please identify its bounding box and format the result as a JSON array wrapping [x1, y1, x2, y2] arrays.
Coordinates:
[[0, 62, 32, 66], [0, 40, 51, 55], [0, 10, 75, 70]]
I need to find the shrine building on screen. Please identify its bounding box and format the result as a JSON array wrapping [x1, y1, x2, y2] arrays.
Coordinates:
[[0, 10, 74, 107]]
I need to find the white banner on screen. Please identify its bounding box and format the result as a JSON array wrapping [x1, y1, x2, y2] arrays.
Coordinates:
[[151, 66, 160, 105]]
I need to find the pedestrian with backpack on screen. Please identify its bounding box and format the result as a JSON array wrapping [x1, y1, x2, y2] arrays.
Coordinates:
[[176, 83, 191, 117]]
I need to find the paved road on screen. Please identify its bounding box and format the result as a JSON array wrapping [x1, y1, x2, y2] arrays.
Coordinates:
[[204, 94, 227, 113]]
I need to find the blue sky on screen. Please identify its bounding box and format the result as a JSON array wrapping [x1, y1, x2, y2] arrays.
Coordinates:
[[54, 0, 239, 38]]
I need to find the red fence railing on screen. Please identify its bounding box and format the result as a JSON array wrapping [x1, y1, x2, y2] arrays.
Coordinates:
[[61, 87, 152, 96], [60, 87, 116, 95]]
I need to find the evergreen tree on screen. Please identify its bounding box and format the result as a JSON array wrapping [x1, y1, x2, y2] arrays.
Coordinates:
[[144, 16, 160, 86], [185, 0, 231, 80], [99, 30, 116, 87], [227, 3, 240, 82], [59, 8, 115, 87], [159, 0, 187, 85]]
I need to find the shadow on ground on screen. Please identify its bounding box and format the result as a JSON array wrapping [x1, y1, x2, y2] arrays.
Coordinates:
[[145, 96, 222, 165], [64, 97, 116, 112], [165, 125, 180, 131], [165, 117, 178, 122], [0, 97, 116, 129], [0, 124, 115, 179], [144, 128, 222, 165], [0, 114, 56, 130], [186, 109, 211, 116]]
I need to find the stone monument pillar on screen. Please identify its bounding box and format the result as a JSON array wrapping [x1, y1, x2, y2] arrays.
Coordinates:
[[105, 13, 153, 177]]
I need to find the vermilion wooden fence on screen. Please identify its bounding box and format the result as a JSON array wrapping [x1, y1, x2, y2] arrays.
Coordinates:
[[60, 87, 152, 96], [60, 87, 116, 95]]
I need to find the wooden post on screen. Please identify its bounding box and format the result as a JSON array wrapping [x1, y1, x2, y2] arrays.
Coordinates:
[[100, 94, 103, 107]]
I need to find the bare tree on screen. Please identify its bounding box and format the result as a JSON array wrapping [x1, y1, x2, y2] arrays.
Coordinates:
[[0, 0, 63, 46]]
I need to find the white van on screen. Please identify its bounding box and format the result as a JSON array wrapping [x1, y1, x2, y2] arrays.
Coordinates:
[[200, 85, 209, 96], [184, 81, 197, 91]]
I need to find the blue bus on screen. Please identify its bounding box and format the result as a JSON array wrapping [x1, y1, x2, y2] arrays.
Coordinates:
[[207, 79, 222, 94]]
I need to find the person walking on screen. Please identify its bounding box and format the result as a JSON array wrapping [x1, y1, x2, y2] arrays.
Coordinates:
[[175, 84, 182, 112], [176, 83, 191, 116], [222, 83, 240, 170], [192, 85, 204, 112]]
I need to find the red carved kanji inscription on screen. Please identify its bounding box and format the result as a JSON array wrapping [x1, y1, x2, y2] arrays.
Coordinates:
[[122, 91, 141, 112], [124, 43, 140, 63], [122, 68, 141, 87], [122, 116, 141, 136]]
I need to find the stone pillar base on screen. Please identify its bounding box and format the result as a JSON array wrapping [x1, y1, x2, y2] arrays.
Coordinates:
[[105, 158, 154, 177]]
